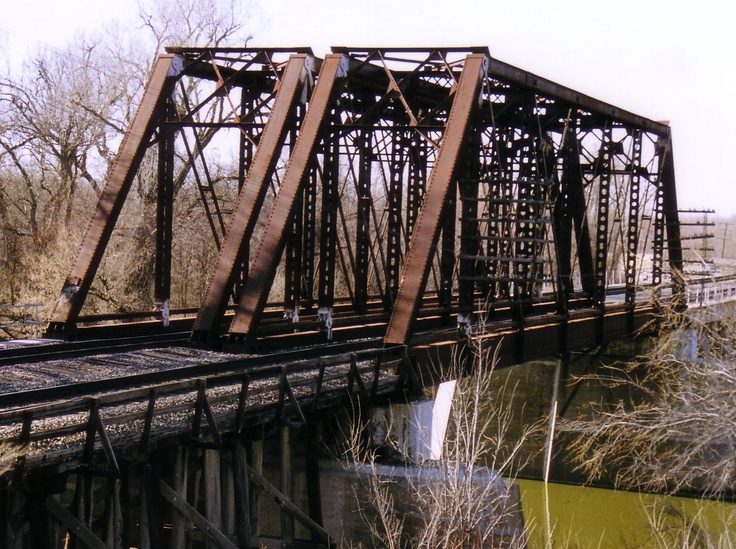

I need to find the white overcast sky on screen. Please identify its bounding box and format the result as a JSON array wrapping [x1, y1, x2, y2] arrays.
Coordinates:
[[2, 0, 735, 215]]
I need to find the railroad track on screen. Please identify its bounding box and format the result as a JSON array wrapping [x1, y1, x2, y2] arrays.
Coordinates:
[[0, 341, 406, 477], [0, 336, 395, 409]]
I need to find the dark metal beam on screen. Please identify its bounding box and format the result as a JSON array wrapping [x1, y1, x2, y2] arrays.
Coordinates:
[[384, 54, 488, 346], [660, 131, 685, 304], [192, 54, 314, 342], [487, 58, 670, 137], [228, 54, 349, 340], [154, 97, 176, 314], [46, 54, 182, 336]]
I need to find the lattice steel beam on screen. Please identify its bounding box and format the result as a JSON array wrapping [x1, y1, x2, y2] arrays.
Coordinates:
[[228, 54, 349, 340], [384, 54, 488, 346], [192, 54, 316, 342]]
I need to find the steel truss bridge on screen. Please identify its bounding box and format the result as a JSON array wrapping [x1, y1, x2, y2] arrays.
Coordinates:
[[44, 46, 682, 351], [0, 47, 688, 548]]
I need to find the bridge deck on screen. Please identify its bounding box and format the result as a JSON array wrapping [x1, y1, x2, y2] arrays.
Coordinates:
[[0, 342, 403, 478]]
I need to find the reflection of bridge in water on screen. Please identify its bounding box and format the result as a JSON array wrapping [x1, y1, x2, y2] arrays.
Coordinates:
[[0, 47, 703, 547]]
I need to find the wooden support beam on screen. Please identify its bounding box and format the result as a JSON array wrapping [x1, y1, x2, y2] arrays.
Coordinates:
[[170, 448, 189, 549], [138, 476, 151, 549], [143, 464, 162, 549], [347, 353, 368, 400], [140, 388, 157, 454], [204, 449, 223, 549], [160, 480, 239, 549], [231, 441, 252, 548], [246, 464, 332, 545], [192, 379, 223, 446], [221, 451, 235, 537], [279, 368, 307, 425], [281, 425, 295, 541], [46, 496, 108, 549], [4, 491, 25, 549], [304, 423, 323, 532], [250, 434, 264, 537], [104, 478, 123, 549]]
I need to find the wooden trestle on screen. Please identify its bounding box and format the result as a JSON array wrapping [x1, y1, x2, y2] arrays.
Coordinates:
[[0, 346, 405, 548]]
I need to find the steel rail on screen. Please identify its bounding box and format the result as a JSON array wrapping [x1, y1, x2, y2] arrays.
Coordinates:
[[0, 338, 391, 409]]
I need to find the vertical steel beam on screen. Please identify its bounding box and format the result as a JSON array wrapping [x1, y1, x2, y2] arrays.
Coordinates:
[[154, 97, 176, 314], [625, 130, 642, 306], [385, 54, 487, 346], [561, 125, 595, 296], [191, 54, 312, 342], [280, 425, 295, 541], [285, 105, 305, 318], [438, 186, 456, 310], [385, 129, 406, 308], [458, 177, 479, 319], [318, 126, 340, 312], [554, 127, 577, 310], [406, 133, 427, 239], [659, 130, 685, 303], [458, 130, 482, 319], [515, 125, 537, 309], [229, 54, 348, 339], [233, 90, 258, 302], [284, 189, 304, 318], [301, 163, 319, 312], [593, 127, 613, 307], [46, 54, 181, 335], [354, 129, 373, 314], [652, 176, 665, 288]]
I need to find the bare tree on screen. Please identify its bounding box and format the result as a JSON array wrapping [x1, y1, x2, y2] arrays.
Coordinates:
[[0, 0, 261, 316], [137, 0, 257, 52], [564, 304, 736, 499]]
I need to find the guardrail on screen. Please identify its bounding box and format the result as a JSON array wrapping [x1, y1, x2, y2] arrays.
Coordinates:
[[0, 303, 42, 338], [686, 276, 736, 307]]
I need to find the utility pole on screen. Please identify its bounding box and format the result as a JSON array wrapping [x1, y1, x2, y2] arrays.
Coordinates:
[[721, 223, 731, 259]]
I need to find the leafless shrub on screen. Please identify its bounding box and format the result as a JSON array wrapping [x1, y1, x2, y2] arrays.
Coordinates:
[[564, 302, 736, 499], [339, 333, 538, 548]]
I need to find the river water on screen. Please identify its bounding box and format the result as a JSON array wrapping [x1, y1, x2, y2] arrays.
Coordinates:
[[483, 345, 736, 547]]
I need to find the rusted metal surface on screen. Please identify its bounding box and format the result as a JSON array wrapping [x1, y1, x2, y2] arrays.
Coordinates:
[[384, 54, 487, 345], [47, 54, 181, 335], [228, 54, 348, 339], [44, 46, 685, 352], [487, 56, 670, 137], [192, 54, 315, 341]]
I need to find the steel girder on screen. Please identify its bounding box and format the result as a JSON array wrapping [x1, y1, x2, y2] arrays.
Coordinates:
[[191, 53, 317, 342], [45, 46, 683, 348], [47, 54, 182, 335], [227, 54, 350, 340], [45, 48, 315, 336]]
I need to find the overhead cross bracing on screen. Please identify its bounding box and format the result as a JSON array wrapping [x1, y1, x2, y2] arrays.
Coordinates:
[[45, 46, 683, 349]]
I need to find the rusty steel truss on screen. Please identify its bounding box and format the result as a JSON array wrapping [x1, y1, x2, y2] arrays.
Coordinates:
[[45, 47, 683, 346]]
